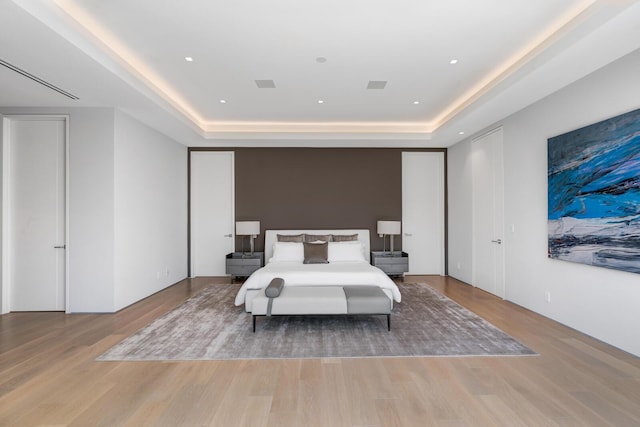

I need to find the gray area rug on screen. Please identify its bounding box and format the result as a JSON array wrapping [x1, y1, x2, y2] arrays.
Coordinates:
[[98, 283, 536, 360]]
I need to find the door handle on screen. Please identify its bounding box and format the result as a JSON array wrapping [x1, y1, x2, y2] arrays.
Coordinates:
[[224, 234, 233, 238], [54, 245, 66, 249], [491, 239, 502, 244], [404, 233, 413, 237]]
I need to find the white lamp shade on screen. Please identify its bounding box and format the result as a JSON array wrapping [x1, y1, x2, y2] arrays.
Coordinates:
[[377, 220, 401, 235], [236, 221, 260, 236]]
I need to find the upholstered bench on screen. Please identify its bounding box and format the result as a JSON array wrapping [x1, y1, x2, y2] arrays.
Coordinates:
[[250, 279, 392, 332]]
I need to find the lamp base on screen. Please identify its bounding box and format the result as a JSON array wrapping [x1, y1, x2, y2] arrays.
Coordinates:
[[242, 236, 255, 257]]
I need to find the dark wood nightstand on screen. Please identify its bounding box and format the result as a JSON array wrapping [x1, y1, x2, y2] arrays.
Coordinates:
[[226, 252, 264, 280], [371, 251, 409, 276]]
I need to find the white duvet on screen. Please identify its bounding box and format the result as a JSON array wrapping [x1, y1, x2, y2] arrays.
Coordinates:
[[234, 260, 402, 306]]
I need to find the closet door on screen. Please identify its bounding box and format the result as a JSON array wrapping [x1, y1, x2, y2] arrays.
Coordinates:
[[190, 151, 235, 276], [4, 116, 67, 311], [402, 152, 445, 275], [472, 128, 505, 298]]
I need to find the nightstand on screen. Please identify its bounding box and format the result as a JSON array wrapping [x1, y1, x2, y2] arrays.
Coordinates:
[[226, 252, 264, 280], [371, 251, 409, 276]]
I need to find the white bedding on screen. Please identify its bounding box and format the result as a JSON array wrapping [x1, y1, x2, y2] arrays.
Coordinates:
[[234, 260, 402, 306]]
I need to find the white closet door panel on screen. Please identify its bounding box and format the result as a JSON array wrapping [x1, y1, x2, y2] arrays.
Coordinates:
[[190, 151, 234, 276], [402, 152, 445, 275], [472, 128, 505, 298], [7, 118, 66, 311]]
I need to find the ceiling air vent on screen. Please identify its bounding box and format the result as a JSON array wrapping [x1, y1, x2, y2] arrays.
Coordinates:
[[255, 79, 276, 89], [0, 58, 79, 100], [367, 80, 387, 90]]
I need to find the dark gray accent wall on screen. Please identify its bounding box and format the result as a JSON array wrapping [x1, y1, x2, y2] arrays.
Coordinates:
[[235, 148, 401, 251]]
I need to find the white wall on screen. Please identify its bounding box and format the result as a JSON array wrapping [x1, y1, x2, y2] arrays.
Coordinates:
[[0, 117, 4, 312], [0, 107, 117, 312], [113, 110, 187, 310], [448, 48, 640, 356], [447, 142, 473, 284], [0, 107, 188, 313], [67, 108, 116, 312]]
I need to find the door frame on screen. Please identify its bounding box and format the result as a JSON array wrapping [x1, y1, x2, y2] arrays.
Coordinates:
[[188, 149, 235, 277], [471, 126, 505, 298], [1, 115, 70, 314], [401, 151, 446, 275]]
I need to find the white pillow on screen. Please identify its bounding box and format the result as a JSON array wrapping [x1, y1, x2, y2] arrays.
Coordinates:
[[270, 242, 304, 262], [328, 241, 365, 262]]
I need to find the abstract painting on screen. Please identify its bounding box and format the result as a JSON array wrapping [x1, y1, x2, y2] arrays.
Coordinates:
[[548, 108, 640, 274]]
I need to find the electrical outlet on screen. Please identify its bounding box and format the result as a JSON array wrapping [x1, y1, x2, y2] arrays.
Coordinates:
[[456, 262, 461, 270], [544, 291, 551, 302], [165, 268, 170, 276], [156, 271, 161, 280]]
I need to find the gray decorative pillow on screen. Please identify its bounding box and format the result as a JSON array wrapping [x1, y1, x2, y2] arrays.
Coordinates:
[[304, 234, 332, 243], [265, 278, 285, 297], [331, 233, 359, 242], [303, 242, 329, 264], [277, 234, 304, 242]]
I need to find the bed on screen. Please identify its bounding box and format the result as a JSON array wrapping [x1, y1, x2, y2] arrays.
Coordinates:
[[234, 229, 402, 311]]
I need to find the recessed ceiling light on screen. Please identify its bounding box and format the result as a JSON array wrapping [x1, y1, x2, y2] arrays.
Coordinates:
[[318, 100, 324, 104], [185, 56, 193, 62], [459, 131, 465, 135], [413, 101, 420, 105], [219, 99, 226, 104], [316, 57, 327, 63], [450, 59, 458, 65]]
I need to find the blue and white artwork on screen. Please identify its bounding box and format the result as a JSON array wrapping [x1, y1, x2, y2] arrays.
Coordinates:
[[548, 108, 640, 274]]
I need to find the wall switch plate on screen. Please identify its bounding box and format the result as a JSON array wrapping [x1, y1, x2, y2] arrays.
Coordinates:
[[544, 291, 551, 302]]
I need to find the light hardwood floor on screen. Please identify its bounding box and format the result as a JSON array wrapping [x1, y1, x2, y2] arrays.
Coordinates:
[[1, 276, 639, 427]]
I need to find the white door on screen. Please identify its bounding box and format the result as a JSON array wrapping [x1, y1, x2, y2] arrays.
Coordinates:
[[3, 117, 66, 311], [472, 127, 505, 298], [402, 152, 445, 275], [190, 151, 234, 276]]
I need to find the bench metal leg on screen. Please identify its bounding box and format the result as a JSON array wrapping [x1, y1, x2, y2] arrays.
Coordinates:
[[387, 314, 391, 331], [253, 315, 256, 332]]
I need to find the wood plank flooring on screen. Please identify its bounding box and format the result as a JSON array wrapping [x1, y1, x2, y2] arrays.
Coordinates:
[[1, 276, 639, 426]]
